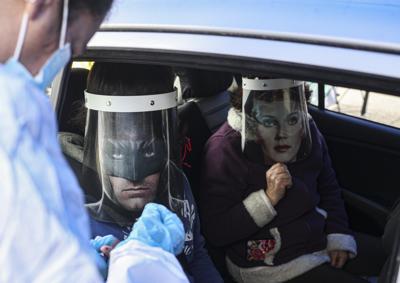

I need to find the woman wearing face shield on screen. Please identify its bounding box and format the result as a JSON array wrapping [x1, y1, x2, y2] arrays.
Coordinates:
[[199, 77, 385, 283], [0, 1, 187, 282]]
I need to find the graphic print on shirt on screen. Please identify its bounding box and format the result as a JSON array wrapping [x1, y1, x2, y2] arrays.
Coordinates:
[[247, 239, 276, 261], [121, 226, 132, 240], [180, 197, 196, 258], [246, 228, 282, 265]]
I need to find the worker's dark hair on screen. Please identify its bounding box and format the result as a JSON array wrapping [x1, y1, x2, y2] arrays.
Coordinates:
[[70, 0, 114, 18]]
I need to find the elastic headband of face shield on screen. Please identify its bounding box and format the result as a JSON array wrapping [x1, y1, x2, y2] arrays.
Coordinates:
[[85, 89, 177, 178]]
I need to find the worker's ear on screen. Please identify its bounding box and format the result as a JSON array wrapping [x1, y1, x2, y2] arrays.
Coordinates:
[[25, 0, 55, 20]]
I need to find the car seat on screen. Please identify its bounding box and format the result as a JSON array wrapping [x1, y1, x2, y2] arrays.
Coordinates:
[[58, 68, 88, 136], [177, 68, 233, 201], [57, 67, 102, 202], [57, 67, 88, 190], [177, 68, 236, 282]]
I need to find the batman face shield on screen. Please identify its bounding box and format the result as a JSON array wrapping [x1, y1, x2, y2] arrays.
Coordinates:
[[99, 113, 167, 183], [83, 91, 184, 215]]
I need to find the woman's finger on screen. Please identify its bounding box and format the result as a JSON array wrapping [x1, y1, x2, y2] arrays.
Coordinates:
[[329, 251, 339, 267], [336, 252, 348, 268]]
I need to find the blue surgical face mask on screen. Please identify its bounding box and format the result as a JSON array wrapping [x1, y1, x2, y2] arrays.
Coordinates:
[[10, 0, 71, 91], [34, 43, 71, 91]]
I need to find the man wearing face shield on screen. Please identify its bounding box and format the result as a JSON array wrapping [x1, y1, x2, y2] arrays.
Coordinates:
[[199, 77, 385, 282], [83, 62, 223, 283], [0, 1, 188, 282]]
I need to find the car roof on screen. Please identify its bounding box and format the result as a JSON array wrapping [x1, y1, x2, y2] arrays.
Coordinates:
[[83, 0, 400, 93], [102, 0, 400, 53]]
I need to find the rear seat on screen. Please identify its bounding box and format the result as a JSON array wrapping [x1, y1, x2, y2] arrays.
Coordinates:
[[180, 69, 233, 132], [177, 68, 233, 201], [58, 68, 88, 136], [57, 67, 102, 202], [177, 68, 236, 282], [58, 67, 87, 189]]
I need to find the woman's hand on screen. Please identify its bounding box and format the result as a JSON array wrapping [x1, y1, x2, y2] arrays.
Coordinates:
[[265, 163, 292, 206], [329, 250, 349, 268]]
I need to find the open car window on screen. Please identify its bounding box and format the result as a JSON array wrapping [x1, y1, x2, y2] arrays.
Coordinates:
[[308, 83, 400, 129]]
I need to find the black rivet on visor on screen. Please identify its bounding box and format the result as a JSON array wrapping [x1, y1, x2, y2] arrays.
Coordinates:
[[150, 100, 155, 106], [106, 100, 112, 106]]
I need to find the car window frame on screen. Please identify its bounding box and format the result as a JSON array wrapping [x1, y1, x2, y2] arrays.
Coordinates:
[[54, 34, 400, 283]]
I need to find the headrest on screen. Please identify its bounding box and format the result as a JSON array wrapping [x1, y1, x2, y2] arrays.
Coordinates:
[[68, 68, 89, 100], [59, 67, 89, 135], [177, 68, 233, 99]]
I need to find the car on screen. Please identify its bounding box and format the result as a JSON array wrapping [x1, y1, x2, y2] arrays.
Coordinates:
[[50, 0, 400, 282]]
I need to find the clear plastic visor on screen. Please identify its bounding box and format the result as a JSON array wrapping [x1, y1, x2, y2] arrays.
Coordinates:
[[83, 92, 184, 222]]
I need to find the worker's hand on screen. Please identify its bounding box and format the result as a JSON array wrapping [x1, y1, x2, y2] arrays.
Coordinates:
[[329, 250, 349, 268], [265, 163, 292, 206], [117, 203, 185, 255]]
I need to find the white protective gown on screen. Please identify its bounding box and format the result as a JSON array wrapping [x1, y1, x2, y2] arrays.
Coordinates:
[[0, 61, 102, 282], [108, 240, 189, 283], [0, 63, 188, 283]]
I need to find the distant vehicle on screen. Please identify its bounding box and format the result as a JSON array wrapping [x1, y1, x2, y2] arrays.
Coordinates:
[[51, 1, 400, 282]]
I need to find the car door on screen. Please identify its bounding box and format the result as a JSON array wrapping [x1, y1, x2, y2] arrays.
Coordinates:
[[308, 84, 400, 236]]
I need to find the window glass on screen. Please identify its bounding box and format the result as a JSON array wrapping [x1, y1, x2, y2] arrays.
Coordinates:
[[307, 83, 400, 128]]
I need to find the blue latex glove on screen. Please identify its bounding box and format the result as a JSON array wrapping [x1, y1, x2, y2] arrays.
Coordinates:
[[90, 235, 119, 252], [117, 203, 185, 255], [90, 235, 119, 279]]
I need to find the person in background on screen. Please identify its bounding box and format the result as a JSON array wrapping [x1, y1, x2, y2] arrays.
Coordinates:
[[199, 77, 386, 283], [0, 0, 188, 282]]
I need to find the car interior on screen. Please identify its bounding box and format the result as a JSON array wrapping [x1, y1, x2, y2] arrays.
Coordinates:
[[55, 59, 400, 282]]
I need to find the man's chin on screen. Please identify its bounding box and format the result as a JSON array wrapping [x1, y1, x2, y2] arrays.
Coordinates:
[[124, 204, 146, 213], [118, 194, 157, 212], [122, 199, 151, 212]]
